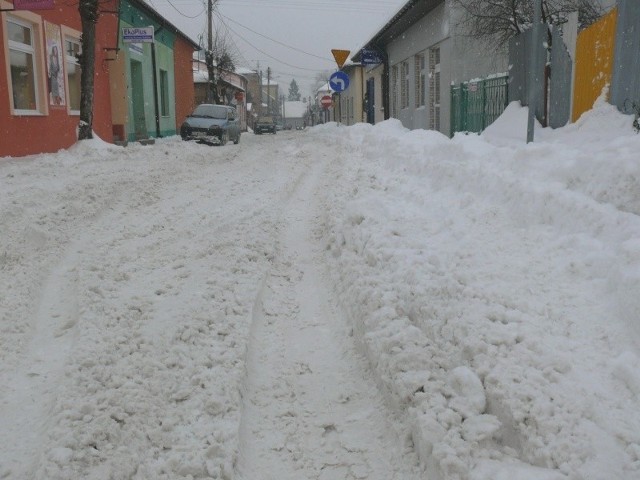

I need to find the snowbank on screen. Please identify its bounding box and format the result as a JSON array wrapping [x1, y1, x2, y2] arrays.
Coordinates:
[[312, 103, 640, 479]]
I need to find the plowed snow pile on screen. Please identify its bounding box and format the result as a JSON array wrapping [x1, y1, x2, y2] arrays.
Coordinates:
[[1, 100, 640, 480]]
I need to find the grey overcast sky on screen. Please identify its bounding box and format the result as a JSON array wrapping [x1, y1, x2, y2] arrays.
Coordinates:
[[145, 0, 407, 97]]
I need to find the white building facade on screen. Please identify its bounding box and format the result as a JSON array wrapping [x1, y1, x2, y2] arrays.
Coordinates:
[[357, 0, 508, 136]]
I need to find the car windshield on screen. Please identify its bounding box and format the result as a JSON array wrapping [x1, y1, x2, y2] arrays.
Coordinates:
[[191, 105, 228, 119]]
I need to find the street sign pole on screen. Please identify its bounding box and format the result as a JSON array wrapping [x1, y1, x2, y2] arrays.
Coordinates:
[[527, 0, 542, 143]]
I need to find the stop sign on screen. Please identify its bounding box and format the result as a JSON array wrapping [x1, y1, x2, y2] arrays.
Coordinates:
[[321, 95, 332, 109]]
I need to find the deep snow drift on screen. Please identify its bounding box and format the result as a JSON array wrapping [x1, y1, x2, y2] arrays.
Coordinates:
[[1, 101, 640, 480]]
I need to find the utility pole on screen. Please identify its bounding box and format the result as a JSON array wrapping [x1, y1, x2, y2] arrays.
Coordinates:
[[259, 67, 263, 116], [527, 0, 542, 143], [266, 67, 272, 114], [281, 94, 286, 124], [205, 0, 218, 103]]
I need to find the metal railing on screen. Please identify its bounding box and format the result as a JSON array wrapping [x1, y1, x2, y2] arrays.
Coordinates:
[[451, 75, 509, 135]]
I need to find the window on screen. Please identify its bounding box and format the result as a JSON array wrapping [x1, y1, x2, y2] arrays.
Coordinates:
[[159, 69, 169, 117], [415, 53, 426, 108], [400, 61, 409, 109], [429, 47, 441, 131], [7, 18, 39, 112], [65, 37, 81, 113]]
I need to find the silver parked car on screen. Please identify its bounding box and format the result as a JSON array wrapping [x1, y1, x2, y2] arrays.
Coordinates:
[[180, 104, 241, 146]]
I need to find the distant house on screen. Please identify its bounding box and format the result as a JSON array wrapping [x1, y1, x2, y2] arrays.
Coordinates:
[[261, 81, 279, 116], [283, 101, 307, 129], [353, 0, 508, 136], [337, 62, 365, 126], [314, 82, 334, 124], [192, 60, 248, 131]]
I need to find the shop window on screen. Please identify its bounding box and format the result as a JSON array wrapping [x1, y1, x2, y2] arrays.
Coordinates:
[[65, 37, 81, 113], [7, 17, 41, 113]]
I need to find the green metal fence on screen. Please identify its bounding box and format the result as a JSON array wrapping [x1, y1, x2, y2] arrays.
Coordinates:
[[450, 75, 509, 135]]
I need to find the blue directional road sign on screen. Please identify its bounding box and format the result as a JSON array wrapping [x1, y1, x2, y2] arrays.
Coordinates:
[[329, 71, 350, 92]]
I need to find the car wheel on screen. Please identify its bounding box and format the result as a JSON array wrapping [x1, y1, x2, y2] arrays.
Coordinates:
[[219, 131, 228, 146]]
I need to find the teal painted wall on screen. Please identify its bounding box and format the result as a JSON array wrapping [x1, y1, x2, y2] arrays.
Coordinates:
[[119, 0, 178, 141]]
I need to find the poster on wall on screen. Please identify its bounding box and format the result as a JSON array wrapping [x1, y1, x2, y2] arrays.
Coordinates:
[[44, 22, 66, 107]]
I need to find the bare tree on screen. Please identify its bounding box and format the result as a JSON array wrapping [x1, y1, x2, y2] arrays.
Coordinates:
[[310, 70, 333, 96], [78, 0, 100, 140], [205, 3, 239, 103], [453, 0, 604, 46]]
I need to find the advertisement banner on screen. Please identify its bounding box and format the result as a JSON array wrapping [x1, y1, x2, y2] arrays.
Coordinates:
[[44, 22, 66, 107]]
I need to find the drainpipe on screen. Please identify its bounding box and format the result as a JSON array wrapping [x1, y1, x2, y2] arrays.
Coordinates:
[[151, 26, 163, 138], [380, 45, 389, 120]]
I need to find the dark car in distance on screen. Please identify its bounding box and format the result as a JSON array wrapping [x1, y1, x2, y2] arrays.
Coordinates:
[[254, 116, 277, 135], [180, 104, 241, 146]]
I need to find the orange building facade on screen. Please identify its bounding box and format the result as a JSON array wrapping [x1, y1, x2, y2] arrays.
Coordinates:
[[1, 0, 198, 157], [0, 0, 118, 157]]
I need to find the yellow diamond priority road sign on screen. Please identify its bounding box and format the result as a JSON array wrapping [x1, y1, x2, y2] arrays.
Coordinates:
[[331, 49, 350, 69]]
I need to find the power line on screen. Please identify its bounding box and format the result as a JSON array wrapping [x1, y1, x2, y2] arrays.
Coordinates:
[[153, 0, 400, 14], [218, 12, 333, 63], [146, 0, 205, 19], [213, 10, 327, 72], [217, 0, 400, 13]]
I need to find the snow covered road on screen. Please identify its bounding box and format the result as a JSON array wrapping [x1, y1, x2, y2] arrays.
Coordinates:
[[0, 131, 421, 479], [236, 155, 421, 480], [2, 103, 640, 480]]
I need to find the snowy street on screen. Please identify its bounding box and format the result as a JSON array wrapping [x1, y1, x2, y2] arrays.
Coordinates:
[[2, 101, 640, 480]]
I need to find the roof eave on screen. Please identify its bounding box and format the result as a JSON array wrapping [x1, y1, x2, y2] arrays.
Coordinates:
[[353, 0, 444, 60]]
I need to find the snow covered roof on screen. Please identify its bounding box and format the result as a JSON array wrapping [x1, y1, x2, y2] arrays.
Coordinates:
[[317, 82, 334, 94], [283, 101, 307, 119]]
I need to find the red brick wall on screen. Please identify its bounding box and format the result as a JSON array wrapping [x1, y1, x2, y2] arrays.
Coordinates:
[[0, 2, 117, 157], [173, 37, 196, 131]]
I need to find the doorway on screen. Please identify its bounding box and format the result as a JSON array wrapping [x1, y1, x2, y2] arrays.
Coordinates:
[[366, 77, 375, 124], [130, 60, 147, 139]]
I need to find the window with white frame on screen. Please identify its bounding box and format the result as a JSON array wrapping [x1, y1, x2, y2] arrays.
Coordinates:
[[400, 60, 409, 109], [64, 36, 81, 113], [7, 17, 40, 113], [429, 46, 441, 131], [415, 53, 426, 108]]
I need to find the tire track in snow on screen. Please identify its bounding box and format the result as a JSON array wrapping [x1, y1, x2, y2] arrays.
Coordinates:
[[0, 239, 82, 479], [236, 160, 423, 480]]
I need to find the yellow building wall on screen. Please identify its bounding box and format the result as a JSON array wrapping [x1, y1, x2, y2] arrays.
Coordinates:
[[572, 7, 618, 122]]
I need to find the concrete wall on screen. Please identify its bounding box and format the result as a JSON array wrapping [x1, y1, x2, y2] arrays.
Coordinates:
[[341, 64, 364, 125]]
